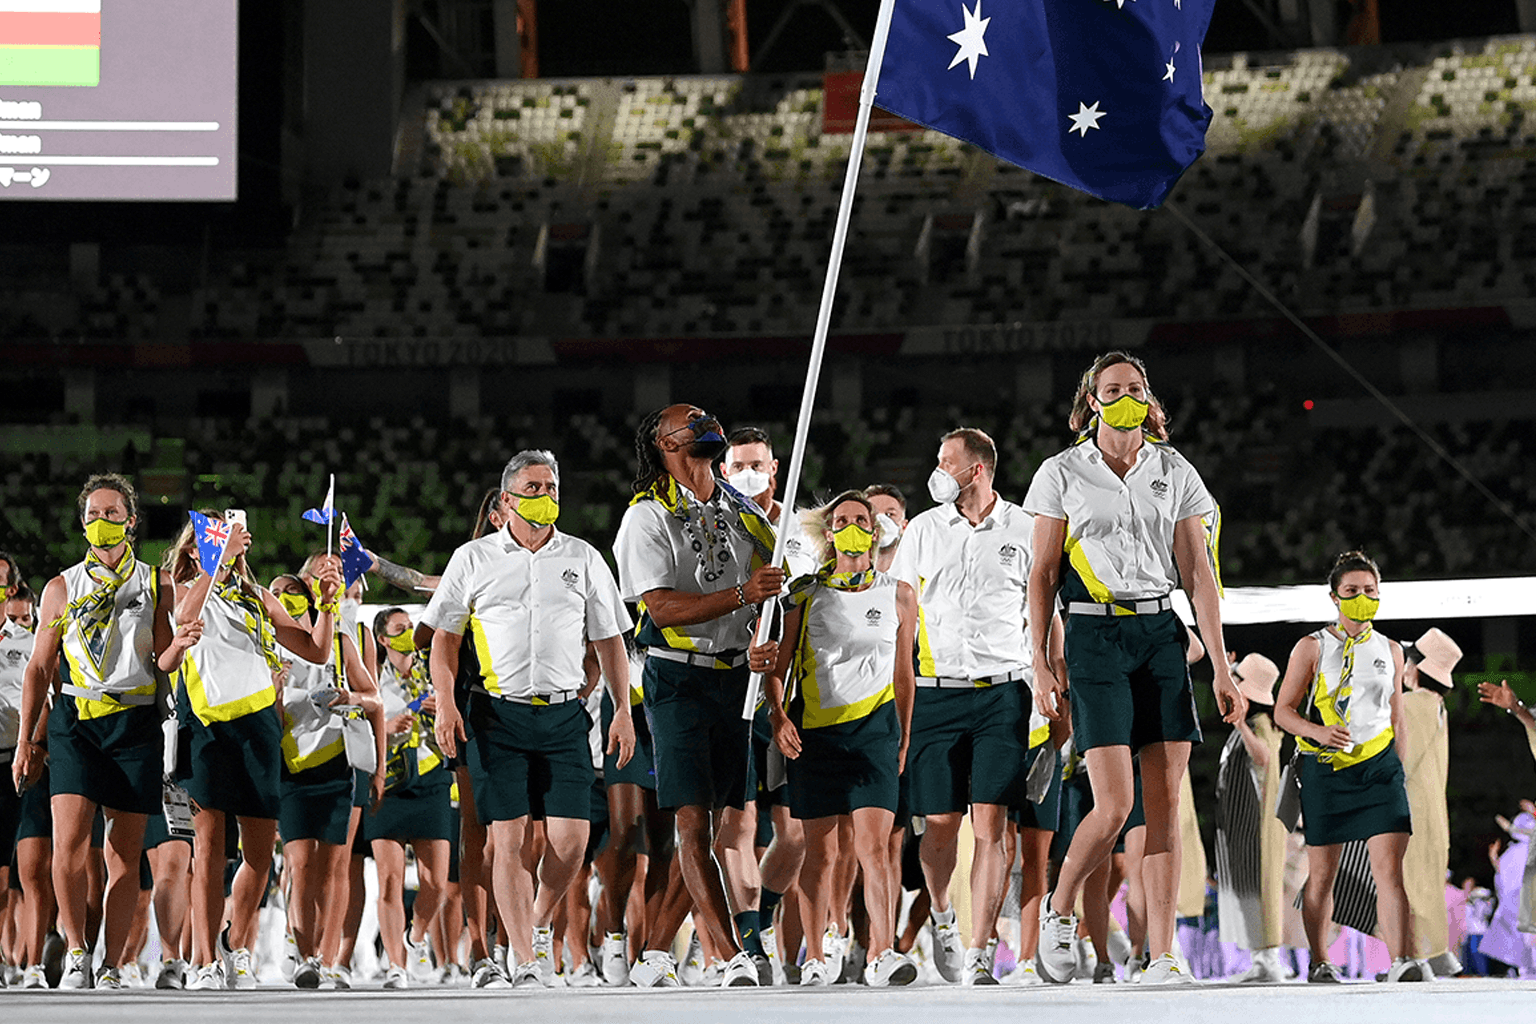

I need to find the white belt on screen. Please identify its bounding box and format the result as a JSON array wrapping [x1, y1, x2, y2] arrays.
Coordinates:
[[645, 647, 748, 670], [1066, 596, 1173, 617], [916, 670, 1027, 689], [60, 683, 156, 706], [478, 687, 579, 707]]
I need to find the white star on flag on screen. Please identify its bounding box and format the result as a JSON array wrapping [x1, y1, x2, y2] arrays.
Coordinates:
[[1068, 101, 1107, 137], [947, 0, 991, 80], [1163, 60, 1176, 82]]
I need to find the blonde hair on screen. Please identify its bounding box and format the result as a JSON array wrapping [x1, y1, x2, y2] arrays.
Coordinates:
[[799, 490, 877, 566], [164, 509, 259, 596], [1067, 350, 1169, 440]]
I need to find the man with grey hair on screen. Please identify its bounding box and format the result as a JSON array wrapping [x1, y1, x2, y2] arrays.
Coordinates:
[[424, 449, 636, 987]]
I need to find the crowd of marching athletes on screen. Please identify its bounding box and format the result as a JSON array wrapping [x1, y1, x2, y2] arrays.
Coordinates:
[[3, 348, 1536, 992]]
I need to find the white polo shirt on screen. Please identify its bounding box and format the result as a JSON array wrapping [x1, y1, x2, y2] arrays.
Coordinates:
[[891, 497, 1035, 680], [1023, 436, 1215, 603], [614, 479, 765, 654], [422, 524, 631, 700]]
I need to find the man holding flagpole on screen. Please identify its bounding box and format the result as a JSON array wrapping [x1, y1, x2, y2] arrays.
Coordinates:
[[615, 405, 786, 987]]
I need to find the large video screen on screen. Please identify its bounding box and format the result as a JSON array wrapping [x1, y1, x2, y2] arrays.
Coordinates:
[[0, 0, 237, 201]]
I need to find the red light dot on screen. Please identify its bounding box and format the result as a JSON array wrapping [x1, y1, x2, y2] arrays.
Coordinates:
[[1303, 399, 1315, 410]]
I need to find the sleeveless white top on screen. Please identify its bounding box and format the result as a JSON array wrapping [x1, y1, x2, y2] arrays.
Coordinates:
[[279, 638, 346, 772], [60, 556, 159, 715], [0, 619, 34, 746], [179, 586, 277, 725], [795, 573, 898, 730], [378, 654, 442, 777], [1300, 625, 1395, 767]]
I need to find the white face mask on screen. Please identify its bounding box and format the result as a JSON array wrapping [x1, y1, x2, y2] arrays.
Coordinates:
[[727, 467, 771, 499], [927, 467, 961, 504], [875, 513, 902, 549]]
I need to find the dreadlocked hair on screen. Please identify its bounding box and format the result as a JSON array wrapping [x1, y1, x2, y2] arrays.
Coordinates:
[[632, 407, 668, 494]]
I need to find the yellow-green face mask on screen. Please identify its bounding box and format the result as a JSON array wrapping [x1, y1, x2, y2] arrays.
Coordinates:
[[1337, 593, 1380, 622], [1098, 394, 1150, 431], [831, 523, 875, 556], [384, 630, 415, 654], [278, 593, 311, 620], [84, 518, 128, 549], [513, 494, 560, 527]]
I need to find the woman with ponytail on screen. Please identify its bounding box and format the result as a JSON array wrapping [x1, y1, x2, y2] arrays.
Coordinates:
[[1273, 550, 1423, 984], [164, 512, 343, 990], [762, 491, 918, 988]]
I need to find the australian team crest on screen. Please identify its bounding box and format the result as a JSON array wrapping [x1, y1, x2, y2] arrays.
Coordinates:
[[561, 568, 580, 590], [865, 608, 882, 627], [998, 544, 1018, 567]]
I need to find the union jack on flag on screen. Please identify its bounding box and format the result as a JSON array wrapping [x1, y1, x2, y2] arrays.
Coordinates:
[[338, 513, 373, 589], [187, 510, 233, 577]]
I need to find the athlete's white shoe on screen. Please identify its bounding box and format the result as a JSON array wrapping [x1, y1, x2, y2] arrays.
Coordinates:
[[864, 949, 918, 988], [22, 964, 49, 989], [1138, 953, 1195, 985], [629, 949, 681, 988], [1232, 948, 1286, 984], [799, 958, 831, 986], [721, 950, 759, 987], [1036, 894, 1078, 984], [470, 957, 509, 989], [509, 961, 543, 988], [600, 932, 630, 986], [404, 929, 435, 983], [929, 914, 963, 983], [382, 965, 409, 989], [186, 962, 225, 990], [156, 959, 187, 990], [293, 956, 323, 989], [58, 948, 91, 989], [1384, 957, 1430, 983], [568, 961, 602, 987], [224, 946, 256, 989], [1003, 960, 1042, 986], [962, 946, 998, 985], [531, 926, 558, 986]]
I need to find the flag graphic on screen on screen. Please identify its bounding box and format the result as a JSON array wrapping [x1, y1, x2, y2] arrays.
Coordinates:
[[0, 0, 100, 88]]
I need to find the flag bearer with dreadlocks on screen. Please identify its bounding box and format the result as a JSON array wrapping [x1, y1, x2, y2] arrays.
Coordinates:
[[11, 474, 200, 989], [614, 405, 785, 988]]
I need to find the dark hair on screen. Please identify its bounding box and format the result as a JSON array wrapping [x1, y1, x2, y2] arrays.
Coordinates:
[[726, 426, 772, 453], [373, 606, 409, 660], [1328, 550, 1381, 592], [8, 581, 35, 605], [77, 472, 138, 529], [472, 487, 503, 540], [271, 573, 312, 619], [632, 407, 668, 494], [863, 483, 907, 512], [940, 427, 998, 476], [1067, 351, 1170, 440], [0, 550, 20, 590]]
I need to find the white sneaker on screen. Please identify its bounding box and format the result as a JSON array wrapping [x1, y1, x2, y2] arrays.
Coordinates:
[[509, 961, 542, 988], [471, 957, 509, 988], [962, 946, 998, 985], [493, 944, 508, 978], [225, 946, 256, 990], [700, 959, 726, 987], [293, 956, 323, 989], [94, 966, 123, 990], [1139, 953, 1195, 985], [864, 949, 918, 987], [383, 965, 409, 989], [405, 929, 435, 983], [799, 958, 831, 986], [23, 964, 48, 989], [282, 932, 299, 982], [59, 948, 91, 989], [721, 950, 760, 987], [929, 913, 963, 983], [629, 949, 681, 988], [824, 926, 847, 983], [568, 961, 602, 987], [327, 964, 353, 990], [1003, 960, 1042, 986], [186, 962, 225, 990], [600, 932, 629, 986], [761, 925, 786, 985], [531, 925, 557, 985], [1073, 937, 1098, 980], [1035, 894, 1078, 984], [680, 933, 704, 986], [1385, 957, 1430, 983], [122, 961, 147, 988], [156, 959, 187, 990], [1232, 949, 1285, 984]]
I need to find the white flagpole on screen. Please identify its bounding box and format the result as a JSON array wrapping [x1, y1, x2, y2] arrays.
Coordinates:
[[325, 473, 335, 558], [744, 0, 899, 719]]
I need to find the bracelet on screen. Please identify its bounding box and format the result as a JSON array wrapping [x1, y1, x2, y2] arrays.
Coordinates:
[[317, 601, 340, 614], [735, 584, 747, 608], [1511, 700, 1529, 716]]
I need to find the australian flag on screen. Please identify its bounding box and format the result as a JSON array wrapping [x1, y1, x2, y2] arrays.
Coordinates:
[[338, 514, 373, 589], [875, 0, 1215, 209], [187, 511, 232, 577]]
